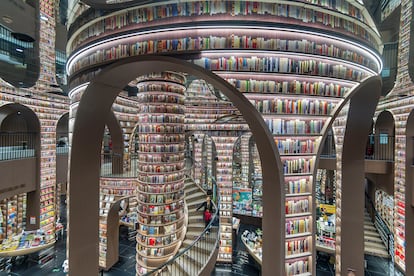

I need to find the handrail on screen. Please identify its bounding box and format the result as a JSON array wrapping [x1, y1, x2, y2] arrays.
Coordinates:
[[364, 192, 393, 258], [143, 160, 220, 276]]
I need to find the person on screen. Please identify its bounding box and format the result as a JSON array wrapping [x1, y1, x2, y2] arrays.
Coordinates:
[[196, 196, 214, 233]]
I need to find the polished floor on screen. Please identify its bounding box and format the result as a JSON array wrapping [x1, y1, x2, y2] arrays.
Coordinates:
[[0, 198, 406, 275]]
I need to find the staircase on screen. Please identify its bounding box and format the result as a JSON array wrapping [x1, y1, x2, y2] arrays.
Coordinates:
[[156, 177, 218, 276], [364, 209, 389, 258]]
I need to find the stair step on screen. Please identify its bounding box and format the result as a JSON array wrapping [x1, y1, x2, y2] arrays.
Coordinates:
[[186, 230, 203, 238], [364, 240, 387, 250], [364, 235, 383, 244], [185, 192, 205, 202], [185, 186, 200, 196], [364, 246, 390, 258], [187, 199, 206, 208], [364, 224, 376, 231]]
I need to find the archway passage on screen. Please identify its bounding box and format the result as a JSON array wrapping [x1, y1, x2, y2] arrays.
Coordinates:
[[68, 55, 284, 276]]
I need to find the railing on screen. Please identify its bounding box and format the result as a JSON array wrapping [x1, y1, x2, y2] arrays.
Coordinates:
[[143, 161, 220, 276], [319, 134, 395, 162], [365, 134, 394, 161], [0, 132, 36, 161], [56, 145, 69, 155], [365, 192, 394, 259], [100, 152, 138, 177], [0, 25, 35, 68], [320, 134, 336, 158]]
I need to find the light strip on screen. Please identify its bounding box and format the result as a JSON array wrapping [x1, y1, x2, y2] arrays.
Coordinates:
[[215, 71, 358, 87], [68, 82, 89, 99], [66, 25, 382, 75]]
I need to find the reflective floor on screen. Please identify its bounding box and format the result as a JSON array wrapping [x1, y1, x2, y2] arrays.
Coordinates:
[[0, 197, 406, 276]]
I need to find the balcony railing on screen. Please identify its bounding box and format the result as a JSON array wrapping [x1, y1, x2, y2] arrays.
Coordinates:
[[0, 132, 36, 161], [100, 152, 138, 178], [320, 134, 395, 162], [56, 145, 69, 155]]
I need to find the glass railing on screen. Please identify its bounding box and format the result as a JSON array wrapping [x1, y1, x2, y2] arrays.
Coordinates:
[[143, 159, 220, 276], [0, 25, 35, 68], [0, 132, 36, 161]]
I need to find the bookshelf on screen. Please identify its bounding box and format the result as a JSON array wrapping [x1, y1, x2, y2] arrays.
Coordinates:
[[65, 1, 383, 274], [67, 1, 381, 57], [212, 135, 238, 263], [135, 72, 186, 275], [99, 178, 136, 270], [375, 189, 394, 231], [0, 194, 26, 244]]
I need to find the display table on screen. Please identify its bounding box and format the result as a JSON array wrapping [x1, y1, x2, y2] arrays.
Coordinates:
[[241, 229, 262, 265], [0, 241, 55, 257]]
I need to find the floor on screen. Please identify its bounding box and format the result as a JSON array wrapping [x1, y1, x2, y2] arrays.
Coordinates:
[[0, 197, 406, 275]]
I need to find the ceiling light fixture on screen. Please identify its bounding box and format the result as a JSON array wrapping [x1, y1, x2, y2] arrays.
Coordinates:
[[2, 15, 13, 24]]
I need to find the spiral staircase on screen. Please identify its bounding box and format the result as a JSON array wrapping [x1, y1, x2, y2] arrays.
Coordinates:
[[152, 176, 219, 276]]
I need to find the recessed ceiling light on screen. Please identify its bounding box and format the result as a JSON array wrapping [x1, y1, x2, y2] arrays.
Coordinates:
[[2, 15, 13, 24]]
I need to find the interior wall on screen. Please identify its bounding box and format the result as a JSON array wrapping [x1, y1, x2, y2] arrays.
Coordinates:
[[404, 110, 414, 275], [337, 76, 382, 275]]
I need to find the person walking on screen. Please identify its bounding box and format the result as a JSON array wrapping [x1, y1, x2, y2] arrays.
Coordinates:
[[196, 196, 214, 233]]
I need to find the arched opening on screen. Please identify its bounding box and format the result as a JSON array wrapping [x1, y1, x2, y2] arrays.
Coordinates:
[[68, 55, 284, 276], [0, 103, 40, 232], [56, 112, 69, 195], [373, 110, 395, 161]]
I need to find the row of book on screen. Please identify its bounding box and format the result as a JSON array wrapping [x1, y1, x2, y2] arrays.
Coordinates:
[[137, 114, 184, 124], [136, 94, 185, 104], [286, 217, 310, 235], [137, 191, 183, 204], [193, 57, 366, 81], [248, 98, 336, 115], [138, 153, 184, 163], [137, 125, 185, 134], [138, 163, 184, 173], [264, 118, 324, 135], [276, 138, 318, 155], [226, 78, 350, 97], [137, 83, 185, 94], [286, 199, 310, 215], [69, 0, 373, 53], [286, 237, 310, 256], [138, 173, 184, 184], [137, 144, 185, 153], [283, 158, 314, 175]]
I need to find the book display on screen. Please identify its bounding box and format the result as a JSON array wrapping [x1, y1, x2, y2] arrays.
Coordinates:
[[233, 133, 253, 216], [36, 0, 59, 93], [250, 138, 263, 217], [201, 135, 214, 191], [135, 72, 186, 275], [212, 135, 238, 263], [241, 228, 263, 265], [66, 1, 382, 274], [99, 178, 137, 269], [375, 189, 394, 231], [0, 195, 26, 244]]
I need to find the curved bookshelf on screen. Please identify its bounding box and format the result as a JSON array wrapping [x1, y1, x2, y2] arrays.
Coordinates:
[[135, 72, 187, 275]]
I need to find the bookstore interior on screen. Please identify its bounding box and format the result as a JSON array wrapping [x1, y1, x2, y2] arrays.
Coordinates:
[[0, 0, 413, 275]]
